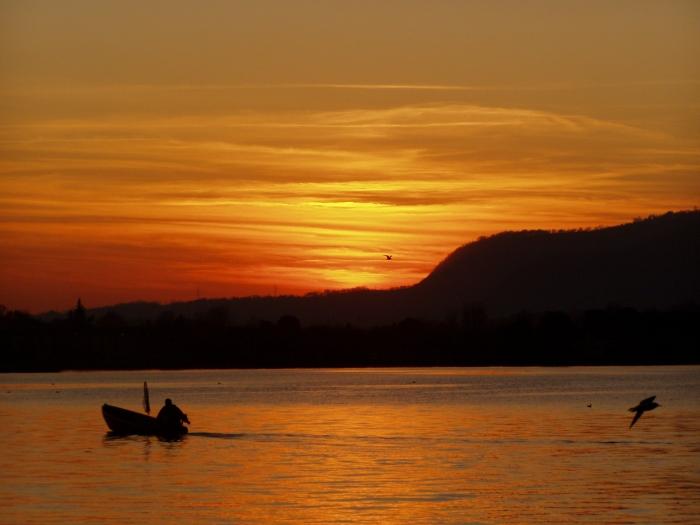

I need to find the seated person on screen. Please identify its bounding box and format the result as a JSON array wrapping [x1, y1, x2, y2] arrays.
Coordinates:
[[157, 398, 190, 430]]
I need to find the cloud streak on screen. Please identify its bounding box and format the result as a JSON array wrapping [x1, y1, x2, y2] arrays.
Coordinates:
[[2, 103, 698, 312]]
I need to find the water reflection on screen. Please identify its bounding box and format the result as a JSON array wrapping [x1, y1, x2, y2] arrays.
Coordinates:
[[189, 432, 246, 440], [103, 432, 188, 444], [1, 367, 699, 524]]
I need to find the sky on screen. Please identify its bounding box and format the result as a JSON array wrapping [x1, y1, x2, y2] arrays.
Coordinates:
[[1, 0, 699, 314]]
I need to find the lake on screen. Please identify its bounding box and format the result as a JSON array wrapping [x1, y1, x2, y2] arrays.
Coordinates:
[[1, 367, 699, 524]]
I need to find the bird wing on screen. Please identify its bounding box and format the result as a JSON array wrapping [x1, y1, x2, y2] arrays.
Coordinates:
[[629, 395, 656, 411], [629, 410, 643, 428]]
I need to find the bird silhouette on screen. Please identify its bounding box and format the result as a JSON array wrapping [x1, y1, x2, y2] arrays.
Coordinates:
[[628, 395, 660, 428], [384, 255, 392, 260], [587, 404, 592, 408]]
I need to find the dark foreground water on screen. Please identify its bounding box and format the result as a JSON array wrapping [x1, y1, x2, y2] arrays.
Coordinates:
[[1, 367, 699, 524]]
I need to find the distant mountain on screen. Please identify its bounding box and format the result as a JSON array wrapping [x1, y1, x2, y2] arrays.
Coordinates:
[[41, 210, 700, 326], [413, 210, 700, 320]]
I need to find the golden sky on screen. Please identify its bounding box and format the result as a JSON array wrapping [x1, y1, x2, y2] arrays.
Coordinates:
[[1, 1, 699, 313]]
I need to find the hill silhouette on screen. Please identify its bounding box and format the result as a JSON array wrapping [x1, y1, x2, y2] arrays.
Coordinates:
[[49, 210, 700, 326], [414, 209, 700, 320], [39, 210, 698, 327]]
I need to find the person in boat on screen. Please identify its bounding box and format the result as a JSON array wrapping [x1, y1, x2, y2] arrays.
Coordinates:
[[157, 398, 190, 431]]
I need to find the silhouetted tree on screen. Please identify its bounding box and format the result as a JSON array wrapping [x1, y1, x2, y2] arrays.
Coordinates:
[[68, 298, 89, 327]]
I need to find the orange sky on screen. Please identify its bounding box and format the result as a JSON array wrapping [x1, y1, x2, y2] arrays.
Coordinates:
[[1, 1, 699, 313]]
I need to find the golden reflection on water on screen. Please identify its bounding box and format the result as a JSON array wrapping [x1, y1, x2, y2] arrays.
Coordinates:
[[1, 368, 699, 524]]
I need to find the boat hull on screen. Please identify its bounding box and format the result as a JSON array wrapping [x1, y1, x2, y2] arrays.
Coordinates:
[[102, 404, 188, 436]]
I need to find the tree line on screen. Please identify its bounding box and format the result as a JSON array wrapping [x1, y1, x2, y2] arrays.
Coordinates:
[[1, 300, 698, 372]]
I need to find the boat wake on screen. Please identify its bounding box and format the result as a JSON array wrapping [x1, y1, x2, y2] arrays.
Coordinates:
[[188, 432, 247, 440]]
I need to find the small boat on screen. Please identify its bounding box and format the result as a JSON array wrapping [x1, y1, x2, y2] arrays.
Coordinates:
[[102, 403, 188, 436]]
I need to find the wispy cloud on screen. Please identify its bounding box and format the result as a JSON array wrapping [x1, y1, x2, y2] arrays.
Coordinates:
[[5, 79, 700, 97], [2, 103, 698, 311]]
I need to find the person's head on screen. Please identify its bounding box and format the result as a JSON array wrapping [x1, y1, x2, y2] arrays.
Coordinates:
[[165, 398, 172, 405]]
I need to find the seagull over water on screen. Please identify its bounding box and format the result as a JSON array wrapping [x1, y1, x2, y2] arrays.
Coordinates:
[[629, 395, 660, 428], [384, 255, 393, 260]]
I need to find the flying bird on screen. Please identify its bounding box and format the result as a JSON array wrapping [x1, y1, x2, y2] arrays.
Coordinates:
[[587, 404, 592, 408], [384, 255, 392, 260], [628, 395, 660, 428]]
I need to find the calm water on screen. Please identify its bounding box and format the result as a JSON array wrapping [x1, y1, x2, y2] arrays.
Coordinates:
[[1, 367, 699, 524]]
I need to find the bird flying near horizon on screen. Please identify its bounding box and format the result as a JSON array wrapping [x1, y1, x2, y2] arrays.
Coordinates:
[[628, 395, 660, 428], [384, 255, 392, 260]]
